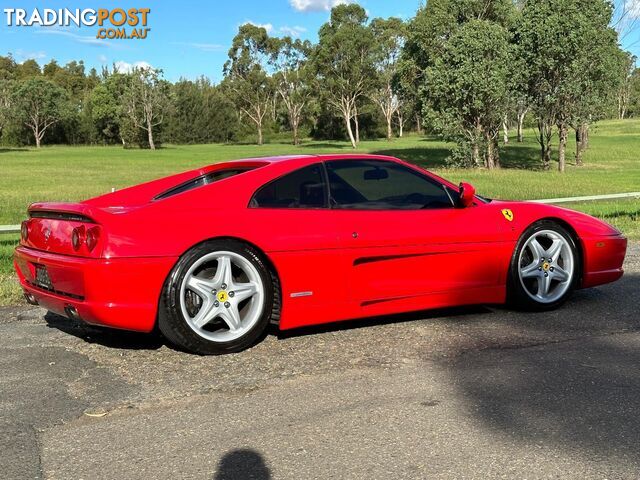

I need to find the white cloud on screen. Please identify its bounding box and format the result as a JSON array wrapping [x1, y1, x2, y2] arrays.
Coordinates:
[[173, 42, 225, 52], [35, 26, 121, 49], [98, 54, 108, 63], [625, 0, 640, 18], [289, 0, 355, 13], [113, 60, 153, 73], [279, 25, 307, 37], [243, 20, 274, 33], [14, 49, 47, 63]]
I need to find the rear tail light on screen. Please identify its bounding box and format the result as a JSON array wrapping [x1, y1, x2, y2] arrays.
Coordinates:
[[71, 226, 85, 251], [21, 221, 29, 242], [85, 226, 99, 252]]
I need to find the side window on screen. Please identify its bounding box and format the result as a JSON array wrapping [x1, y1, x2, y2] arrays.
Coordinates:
[[326, 160, 454, 210], [250, 164, 328, 209]]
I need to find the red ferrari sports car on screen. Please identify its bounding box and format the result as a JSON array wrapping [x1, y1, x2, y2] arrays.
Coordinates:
[[14, 154, 627, 354]]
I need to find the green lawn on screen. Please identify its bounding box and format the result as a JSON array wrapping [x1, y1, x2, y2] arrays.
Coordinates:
[[1, 119, 638, 305]]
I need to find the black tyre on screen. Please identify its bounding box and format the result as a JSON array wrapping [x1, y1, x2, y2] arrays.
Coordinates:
[[508, 220, 580, 311], [158, 239, 278, 354]]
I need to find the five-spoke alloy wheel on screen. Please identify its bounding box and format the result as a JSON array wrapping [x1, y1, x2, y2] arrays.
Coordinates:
[[509, 221, 579, 310], [159, 240, 277, 355]]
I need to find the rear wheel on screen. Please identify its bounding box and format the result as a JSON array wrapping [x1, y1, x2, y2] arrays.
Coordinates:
[[509, 221, 579, 311], [159, 239, 276, 354]]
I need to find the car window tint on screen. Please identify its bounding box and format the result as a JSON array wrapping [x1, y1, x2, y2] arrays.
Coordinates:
[[251, 164, 328, 209], [326, 160, 454, 210], [155, 168, 255, 200]]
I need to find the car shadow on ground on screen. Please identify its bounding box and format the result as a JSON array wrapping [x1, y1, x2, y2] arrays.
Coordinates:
[[44, 304, 493, 352], [44, 311, 166, 351], [274, 304, 492, 340], [439, 273, 640, 468]]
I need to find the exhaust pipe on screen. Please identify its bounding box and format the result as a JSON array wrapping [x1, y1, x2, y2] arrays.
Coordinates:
[[64, 305, 81, 321], [24, 292, 38, 306]]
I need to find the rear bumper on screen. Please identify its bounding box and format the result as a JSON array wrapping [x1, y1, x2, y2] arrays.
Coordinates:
[[580, 234, 627, 289], [14, 246, 177, 332]]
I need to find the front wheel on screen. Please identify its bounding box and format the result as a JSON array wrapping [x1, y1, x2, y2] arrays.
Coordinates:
[[509, 221, 579, 311], [159, 239, 276, 354]]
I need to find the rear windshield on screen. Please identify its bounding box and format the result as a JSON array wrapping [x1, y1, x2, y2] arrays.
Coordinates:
[[154, 168, 255, 201]]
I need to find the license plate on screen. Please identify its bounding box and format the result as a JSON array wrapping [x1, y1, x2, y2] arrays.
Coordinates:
[[35, 264, 53, 290]]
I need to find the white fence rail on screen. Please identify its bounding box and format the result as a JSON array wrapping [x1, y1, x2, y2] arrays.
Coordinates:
[[0, 225, 20, 234], [529, 192, 640, 204], [1, 192, 638, 235]]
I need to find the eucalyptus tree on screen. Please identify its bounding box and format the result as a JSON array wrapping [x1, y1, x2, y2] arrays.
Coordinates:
[[517, 0, 622, 171], [396, 50, 423, 135], [224, 24, 274, 145], [11, 77, 70, 148], [617, 51, 637, 120], [312, 4, 375, 148], [572, 34, 625, 167], [88, 75, 125, 145], [270, 37, 312, 145], [166, 78, 238, 144], [122, 67, 169, 150], [402, 0, 516, 165], [370, 17, 406, 140], [0, 79, 12, 138], [426, 20, 512, 168]]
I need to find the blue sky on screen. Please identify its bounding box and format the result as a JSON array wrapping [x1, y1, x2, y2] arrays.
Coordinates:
[[2, 0, 639, 82], [1, 0, 421, 81]]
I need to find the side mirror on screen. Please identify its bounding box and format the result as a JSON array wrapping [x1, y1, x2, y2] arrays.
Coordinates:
[[458, 182, 476, 208]]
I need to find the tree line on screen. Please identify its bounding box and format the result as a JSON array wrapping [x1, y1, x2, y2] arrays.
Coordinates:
[[0, 0, 639, 171]]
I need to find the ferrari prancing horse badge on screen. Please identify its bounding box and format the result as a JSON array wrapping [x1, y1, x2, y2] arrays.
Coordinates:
[[501, 209, 514, 222]]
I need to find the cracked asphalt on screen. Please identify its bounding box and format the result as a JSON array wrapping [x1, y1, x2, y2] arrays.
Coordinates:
[[1, 243, 639, 479]]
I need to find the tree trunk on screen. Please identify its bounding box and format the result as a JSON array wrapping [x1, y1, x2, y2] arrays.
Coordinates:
[[485, 130, 499, 169], [257, 124, 263, 146], [35, 133, 41, 148], [292, 122, 299, 146], [485, 142, 495, 169], [147, 122, 155, 150], [558, 124, 567, 173], [472, 142, 480, 167], [290, 111, 300, 146], [354, 109, 360, 144], [398, 112, 404, 138], [517, 112, 525, 142], [544, 146, 551, 168], [537, 119, 552, 170], [619, 93, 628, 119], [344, 114, 356, 149], [575, 123, 588, 166], [502, 116, 509, 144], [575, 127, 583, 166], [416, 114, 422, 135], [386, 116, 392, 141]]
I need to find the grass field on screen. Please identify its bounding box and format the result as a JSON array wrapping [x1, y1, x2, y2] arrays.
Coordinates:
[[1, 119, 638, 305]]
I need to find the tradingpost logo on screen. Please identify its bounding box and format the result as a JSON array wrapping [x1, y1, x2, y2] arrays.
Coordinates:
[[3, 7, 151, 40]]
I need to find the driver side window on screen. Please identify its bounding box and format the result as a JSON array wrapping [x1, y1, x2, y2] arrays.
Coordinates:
[[326, 160, 455, 210]]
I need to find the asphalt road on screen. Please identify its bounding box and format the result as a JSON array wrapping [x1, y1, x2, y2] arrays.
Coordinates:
[[1, 243, 639, 479]]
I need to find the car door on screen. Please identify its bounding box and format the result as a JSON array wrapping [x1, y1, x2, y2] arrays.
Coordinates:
[[245, 162, 350, 327], [325, 159, 511, 308]]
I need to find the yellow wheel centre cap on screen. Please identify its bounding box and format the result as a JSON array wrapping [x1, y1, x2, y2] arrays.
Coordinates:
[[542, 262, 550, 271], [217, 291, 228, 303]]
